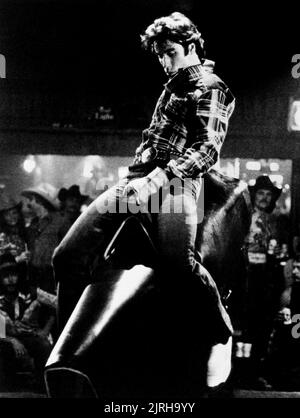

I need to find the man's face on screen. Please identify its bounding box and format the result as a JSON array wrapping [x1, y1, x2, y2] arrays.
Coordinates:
[[153, 40, 195, 77], [282, 307, 291, 324], [293, 261, 300, 282], [26, 195, 44, 217], [3, 208, 19, 227], [64, 197, 81, 218], [1, 273, 18, 294], [254, 189, 273, 212]]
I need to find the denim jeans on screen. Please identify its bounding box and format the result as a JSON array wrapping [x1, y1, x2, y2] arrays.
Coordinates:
[[53, 171, 232, 343]]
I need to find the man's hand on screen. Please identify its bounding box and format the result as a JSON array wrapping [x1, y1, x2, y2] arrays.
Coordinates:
[[7, 337, 27, 358], [122, 168, 170, 206], [14, 320, 34, 336], [123, 177, 151, 206], [16, 250, 31, 263]]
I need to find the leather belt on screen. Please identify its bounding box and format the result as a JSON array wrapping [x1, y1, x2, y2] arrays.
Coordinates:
[[141, 147, 181, 163]]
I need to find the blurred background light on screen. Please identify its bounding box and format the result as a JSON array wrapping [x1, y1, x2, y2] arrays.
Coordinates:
[[270, 162, 280, 171], [269, 174, 283, 186], [0, 54, 6, 78], [23, 155, 36, 173], [118, 166, 129, 179], [288, 99, 300, 131], [246, 161, 261, 171]]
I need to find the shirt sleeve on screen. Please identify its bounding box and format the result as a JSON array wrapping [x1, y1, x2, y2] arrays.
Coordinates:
[[0, 308, 15, 335], [0, 308, 11, 323], [166, 88, 235, 179]]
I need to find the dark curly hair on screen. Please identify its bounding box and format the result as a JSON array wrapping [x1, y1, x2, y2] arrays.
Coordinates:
[[141, 12, 205, 59]]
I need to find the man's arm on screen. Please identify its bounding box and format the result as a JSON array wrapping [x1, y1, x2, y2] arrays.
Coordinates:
[[0, 309, 18, 336], [166, 88, 235, 179], [38, 315, 56, 338], [36, 287, 57, 310]]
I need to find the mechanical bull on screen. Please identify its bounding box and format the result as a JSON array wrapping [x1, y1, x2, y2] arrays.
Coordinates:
[[44, 169, 252, 399]]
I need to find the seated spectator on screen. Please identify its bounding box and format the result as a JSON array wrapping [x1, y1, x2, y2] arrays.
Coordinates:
[[21, 183, 65, 295], [0, 191, 31, 293], [267, 254, 300, 390], [58, 185, 88, 237], [293, 235, 300, 258], [20, 194, 36, 228], [280, 253, 300, 313], [0, 253, 55, 391], [0, 191, 30, 262]]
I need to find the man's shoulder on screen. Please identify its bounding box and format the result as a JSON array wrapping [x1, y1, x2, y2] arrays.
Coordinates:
[[188, 72, 235, 107], [198, 72, 229, 93]]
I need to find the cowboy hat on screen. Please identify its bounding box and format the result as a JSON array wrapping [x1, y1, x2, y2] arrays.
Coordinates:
[[21, 182, 59, 210], [0, 192, 21, 213], [58, 185, 88, 204]]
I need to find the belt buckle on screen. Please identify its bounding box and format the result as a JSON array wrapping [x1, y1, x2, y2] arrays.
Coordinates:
[[141, 147, 157, 163]]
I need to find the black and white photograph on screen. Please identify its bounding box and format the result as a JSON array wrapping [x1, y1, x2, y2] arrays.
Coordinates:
[[0, 0, 300, 405]]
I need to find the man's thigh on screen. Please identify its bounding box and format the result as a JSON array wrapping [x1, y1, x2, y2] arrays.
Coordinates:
[[56, 180, 130, 256], [156, 189, 198, 268]]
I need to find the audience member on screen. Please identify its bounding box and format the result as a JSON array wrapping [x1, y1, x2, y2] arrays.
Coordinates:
[[241, 175, 284, 389], [279, 254, 300, 320], [0, 253, 54, 391], [20, 194, 36, 228], [0, 191, 31, 293], [58, 185, 88, 237], [265, 254, 300, 389], [0, 192, 30, 262], [21, 183, 65, 294]]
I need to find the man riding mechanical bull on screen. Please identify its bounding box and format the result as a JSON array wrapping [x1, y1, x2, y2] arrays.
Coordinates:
[[50, 12, 236, 392]]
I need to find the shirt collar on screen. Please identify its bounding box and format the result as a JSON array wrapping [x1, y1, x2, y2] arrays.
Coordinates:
[[164, 64, 204, 93]]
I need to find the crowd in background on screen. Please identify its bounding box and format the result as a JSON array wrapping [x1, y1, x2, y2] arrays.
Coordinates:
[[0, 175, 299, 394], [0, 183, 90, 392], [231, 175, 300, 391]]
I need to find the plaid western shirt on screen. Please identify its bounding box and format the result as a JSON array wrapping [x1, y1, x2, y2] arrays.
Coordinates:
[[132, 64, 235, 182]]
